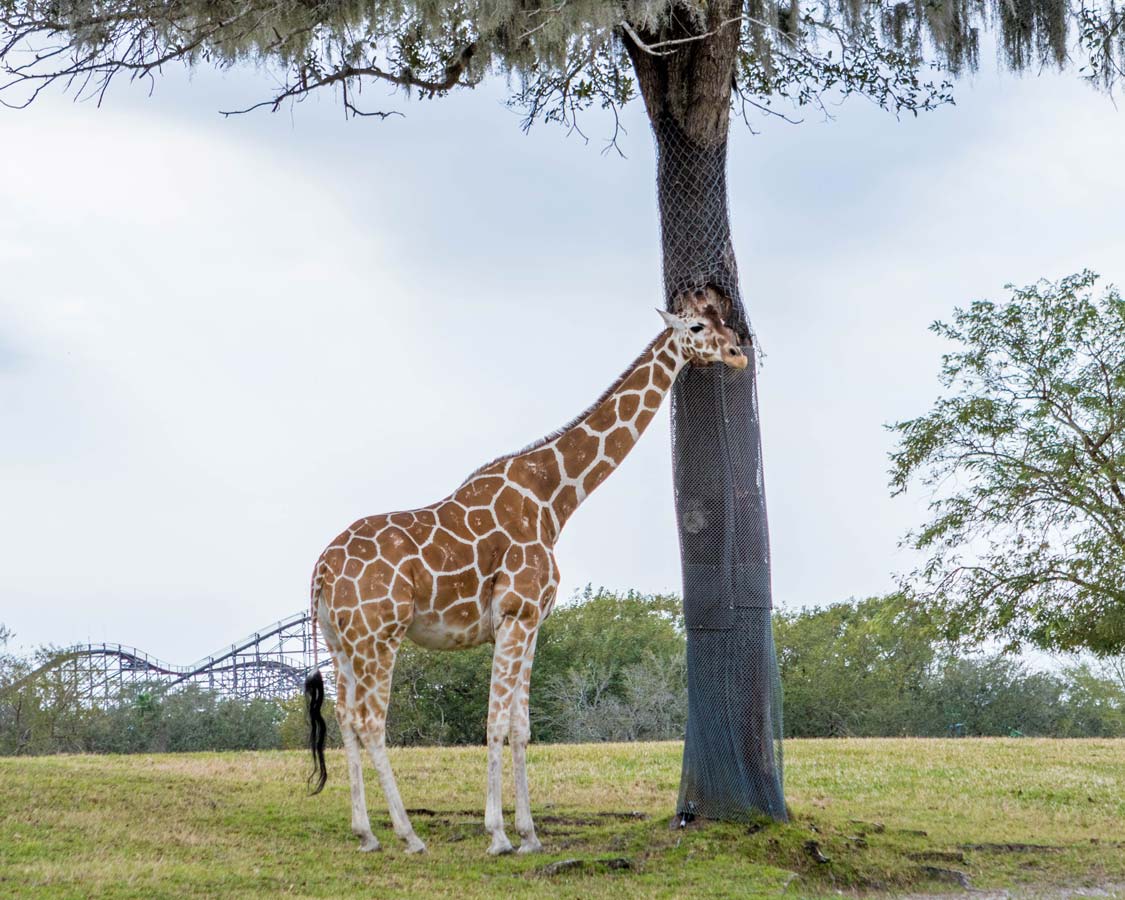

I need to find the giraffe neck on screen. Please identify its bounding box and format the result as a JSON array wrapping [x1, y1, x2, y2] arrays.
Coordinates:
[[503, 329, 687, 542]]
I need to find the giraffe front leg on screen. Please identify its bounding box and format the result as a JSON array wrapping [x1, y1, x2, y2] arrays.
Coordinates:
[[485, 614, 532, 856], [511, 628, 541, 854]]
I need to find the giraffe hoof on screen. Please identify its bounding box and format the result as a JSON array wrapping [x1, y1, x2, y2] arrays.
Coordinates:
[[357, 837, 381, 852], [404, 837, 427, 855], [488, 837, 515, 856], [517, 840, 543, 854]]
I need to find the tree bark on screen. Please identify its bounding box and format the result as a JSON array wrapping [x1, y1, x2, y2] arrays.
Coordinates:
[[624, 4, 787, 823]]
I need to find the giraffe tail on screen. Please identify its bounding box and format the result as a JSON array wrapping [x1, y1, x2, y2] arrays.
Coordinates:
[[304, 669, 328, 794]]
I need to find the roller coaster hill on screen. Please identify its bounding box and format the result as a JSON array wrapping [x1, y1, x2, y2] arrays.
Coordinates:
[[2, 611, 330, 708]]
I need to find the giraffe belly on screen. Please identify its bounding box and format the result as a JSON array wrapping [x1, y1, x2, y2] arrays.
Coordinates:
[[405, 607, 493, 651]]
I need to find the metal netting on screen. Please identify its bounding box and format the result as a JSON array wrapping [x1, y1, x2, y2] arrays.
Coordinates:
[[655, 115, 787, 823]]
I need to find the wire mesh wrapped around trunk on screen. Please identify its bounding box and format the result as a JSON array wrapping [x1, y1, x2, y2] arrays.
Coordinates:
[[655, 116, 786, 823]]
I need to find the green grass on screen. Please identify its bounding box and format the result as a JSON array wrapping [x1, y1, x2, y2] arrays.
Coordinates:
[[1, 739, 1123, 899]]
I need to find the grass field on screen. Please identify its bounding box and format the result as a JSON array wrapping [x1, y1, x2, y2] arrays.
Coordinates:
[[1, 739, 1123, 899]]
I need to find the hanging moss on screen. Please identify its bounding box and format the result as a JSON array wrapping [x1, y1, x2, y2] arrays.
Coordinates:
[[1, 0, 1121, 118]]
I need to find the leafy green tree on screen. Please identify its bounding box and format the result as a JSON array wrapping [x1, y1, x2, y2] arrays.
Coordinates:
[[774, 594, 940, 736], [774, 596, 1125, 738], [1, 646, 100, 754], [158, 688, 286, 751], [925, 656, 1067, 736], [532, 587, 684, 741], [1055, 662, 1125, 737], [1100, 654, 1125, 693], [80, 685, 289, 752], [279, 692, 343, 750], [387, 643, 494, 746], [112, 687, 165, 752], [890, 272, 1125, 655]]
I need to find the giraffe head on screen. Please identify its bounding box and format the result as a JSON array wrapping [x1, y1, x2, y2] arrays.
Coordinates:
[[658, 287, 749, 370]]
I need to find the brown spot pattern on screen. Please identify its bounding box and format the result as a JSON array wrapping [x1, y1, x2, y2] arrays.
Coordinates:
[[467, 508, 496, 536], [508, 448, 560, 502], [455, 476, 503, 508], [557, 429, 599, 479], [604, 427, 634, 464], [583, 460, 614, 494], [553, 485, 579, 523], [586, 401, 617, 432], [420, 528, 474, 572]]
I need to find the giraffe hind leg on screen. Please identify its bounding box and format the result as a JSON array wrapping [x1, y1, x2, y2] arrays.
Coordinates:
[[336, 679, 380, 851], [351, 633, 426, 854], [322, 615, 380, 851]]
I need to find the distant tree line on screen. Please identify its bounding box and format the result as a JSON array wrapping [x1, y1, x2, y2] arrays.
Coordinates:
[[776, 594, 1125, 738], [3, 589, 1124, 755]]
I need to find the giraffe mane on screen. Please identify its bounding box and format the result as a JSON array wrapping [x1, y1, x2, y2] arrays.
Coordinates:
[[458, 331, 668, 486]]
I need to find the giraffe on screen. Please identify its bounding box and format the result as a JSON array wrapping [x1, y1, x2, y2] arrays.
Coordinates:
[[304, 288, 748, 856]]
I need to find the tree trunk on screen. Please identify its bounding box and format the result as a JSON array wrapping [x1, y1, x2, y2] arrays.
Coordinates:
[[625, 5, 787, 823]]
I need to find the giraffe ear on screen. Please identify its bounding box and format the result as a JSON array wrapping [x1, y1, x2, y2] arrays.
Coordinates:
[[657, 309, 685, 331]]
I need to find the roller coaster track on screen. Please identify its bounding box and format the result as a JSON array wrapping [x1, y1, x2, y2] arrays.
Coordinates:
[[1, 612, 331, 707]]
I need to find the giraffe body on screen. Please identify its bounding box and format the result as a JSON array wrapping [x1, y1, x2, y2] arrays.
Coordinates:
[[310, 293, 747, 855]]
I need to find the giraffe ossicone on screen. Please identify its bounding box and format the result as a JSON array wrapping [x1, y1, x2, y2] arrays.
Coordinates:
[[306, 290, 748, 855]]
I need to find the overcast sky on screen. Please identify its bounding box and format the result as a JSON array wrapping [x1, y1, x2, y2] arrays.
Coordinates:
[[1, 52, 1123, 662]]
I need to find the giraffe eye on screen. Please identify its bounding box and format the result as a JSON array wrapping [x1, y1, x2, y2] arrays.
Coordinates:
[[689, 324, 705, 334]]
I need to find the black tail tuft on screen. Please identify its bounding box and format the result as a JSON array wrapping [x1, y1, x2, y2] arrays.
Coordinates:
[[304, 669, 328, 795]]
